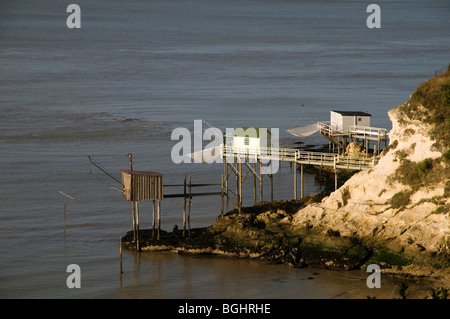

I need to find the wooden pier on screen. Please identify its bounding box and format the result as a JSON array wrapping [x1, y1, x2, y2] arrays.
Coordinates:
[[221, 140, 380, 214], [119, 119, 384, 247], [318, 122, 388, 156]]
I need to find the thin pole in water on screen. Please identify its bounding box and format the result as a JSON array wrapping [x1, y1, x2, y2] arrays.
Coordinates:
[[120, 235, 123, 274], [64, 201, 67, 234]]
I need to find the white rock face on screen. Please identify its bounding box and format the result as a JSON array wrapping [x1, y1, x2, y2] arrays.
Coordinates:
[[292, 104, 450, 268]]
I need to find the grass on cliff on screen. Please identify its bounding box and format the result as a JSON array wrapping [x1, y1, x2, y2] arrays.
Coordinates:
[[389, 154, 450, 203], [368, 247, 412, 268], [398, 64, 450, 150]]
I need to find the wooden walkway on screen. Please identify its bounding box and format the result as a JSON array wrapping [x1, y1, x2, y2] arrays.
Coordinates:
[[318, 122, 387, 141], [223, 143, 379, 170]]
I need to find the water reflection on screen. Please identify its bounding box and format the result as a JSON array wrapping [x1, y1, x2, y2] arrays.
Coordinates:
[[116, 249, 424, 299]]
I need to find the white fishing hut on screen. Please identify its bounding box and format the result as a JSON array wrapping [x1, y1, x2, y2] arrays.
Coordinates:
[[230, 127, 271, 154], [330, 110, 371, 132]]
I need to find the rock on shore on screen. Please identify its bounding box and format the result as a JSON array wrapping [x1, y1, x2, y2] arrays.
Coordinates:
[[123, 194, 372, 270]]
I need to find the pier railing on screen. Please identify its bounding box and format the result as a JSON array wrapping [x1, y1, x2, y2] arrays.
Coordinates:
[[348, 125, 387, 138], [223, 142, 379, 170], [317, 122, 335, 135], [318, 122, 387, 139]]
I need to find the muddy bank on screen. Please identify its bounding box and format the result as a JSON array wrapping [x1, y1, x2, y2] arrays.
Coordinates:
[[122, 197, 449, 297], [122, 195, 378, 271]]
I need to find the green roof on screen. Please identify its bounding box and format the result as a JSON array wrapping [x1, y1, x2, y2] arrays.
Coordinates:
[[231, 127, 271, 138]]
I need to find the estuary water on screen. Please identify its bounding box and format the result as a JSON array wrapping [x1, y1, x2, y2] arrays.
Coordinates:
[[0, 0, 449, 299]]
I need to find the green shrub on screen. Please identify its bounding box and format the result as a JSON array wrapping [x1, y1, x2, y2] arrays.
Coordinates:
[[443, 149, 450, 161], [417, 158, 433, 175], [440, 83, 450, 106], [432, 206, 450, 214], [392, 157, 439, 186], [403, 128, 416, 137], [427, 287, 449, 299], [407, 68, 450, 149], [369, 247, 412, 267], [390, 190, 413, 209], [445, 181, 450, 197], [382, 140, 398, 156], [394, 149, 409, 161], [393, 160, 422, 185]]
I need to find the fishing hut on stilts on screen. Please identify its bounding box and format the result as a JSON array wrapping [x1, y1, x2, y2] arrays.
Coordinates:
[[221, 126, 281, 214], [115, 109, 387, 252], [121, 169, 163, 250]]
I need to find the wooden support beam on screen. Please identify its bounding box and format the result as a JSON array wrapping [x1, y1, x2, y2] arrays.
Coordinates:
[[270, 174, 273, 202], [64, 201, 66, 235], [235, 158, 239, 214], [152, 200, 155, 237], [183, 174, 186, 237], [221, 174, 224, 218], [224, 155, 229, 206], [301, 164, 304, 199], [128, 153, 136, 241], [157, 200, 161, 241], [335, 169, 338, 191], [120, 235, 123, 274], [188, 175, 192, 237], [259, 162, 263, 202], [294, 162, 297, 200], [253, 163, 257, 204], [239, 160, 242, 214], [135, 201, 140, 251]]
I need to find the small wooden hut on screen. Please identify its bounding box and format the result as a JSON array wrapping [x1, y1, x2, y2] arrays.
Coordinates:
[[120, 170, 164, 247], [121, 170, 163, 201]]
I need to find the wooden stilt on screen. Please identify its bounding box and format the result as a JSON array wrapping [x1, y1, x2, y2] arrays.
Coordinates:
[[301, 164, 304, 199], [224, 155, 229, 206], [343, 137, 347, 155], [335, 169, 338, 191], [239, 161, 242, 213], [294, 163, 297, 200], [221, 174, 224, 217], [235, 158, 239, 212], [64, 201, 66, 235], [132, 201, 136, 241], [128, 153, 136, 241], [365, 137, 368, 157], [135, 201, 140, 251], [270, 174, 273, 202], [183, 174, 186, 237], [120, 235, 123, 274], [259, 161, 263, 202], [152, 200, 155, 237], [188, 176, 191, 237], [337, 137, 340, 155], [157, 200, 161, 241], [253, 163, 257, 204]]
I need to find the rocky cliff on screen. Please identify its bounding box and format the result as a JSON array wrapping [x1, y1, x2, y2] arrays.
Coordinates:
[[292, 68, 450, 278]]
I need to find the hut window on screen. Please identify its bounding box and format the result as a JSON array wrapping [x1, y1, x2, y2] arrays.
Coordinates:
[[244, 136, 249, 146]]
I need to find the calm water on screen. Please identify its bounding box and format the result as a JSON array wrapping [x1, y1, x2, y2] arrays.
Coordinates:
[[0, 0, 449, 299]]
